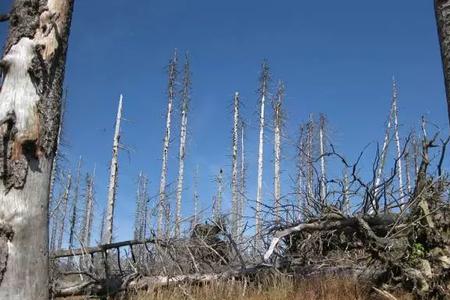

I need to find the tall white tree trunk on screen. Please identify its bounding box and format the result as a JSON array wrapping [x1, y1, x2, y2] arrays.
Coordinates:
[[104, 94, 123, 244], [238, 123, 246, 241], [391, 79, 405, 203], [0, 1, 74, 298], [175, 56, 190, 238], [305, 115, 314, 209], [158, 52, 177, 238], [273, 82, 284, 222], [231, 92, 240, 238], [255, 62, 269, 239], [319, 114, 327, 206], [193, 165, 200, 226]]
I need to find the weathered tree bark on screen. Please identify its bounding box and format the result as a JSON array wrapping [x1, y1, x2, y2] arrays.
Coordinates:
[[104, 95, 123, 244], [0, 0, 74, 298], [255, 62, 269, 239], [158, 51, 177, 238], [273, 82, 284, 222], [175, 56, 190, 238], [134, 172, 148, 241], [238, 122, 246, 242], [435, 0, 450, 126], [305, 115, 314, 208], [193, 165, 200, 226], [231, 92, 240, 238]]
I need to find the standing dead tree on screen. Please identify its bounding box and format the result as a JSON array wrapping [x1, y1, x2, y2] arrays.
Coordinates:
[[56, 172, 72, 250], [392, 79, 405, 203], [69, 156, 82, 260], [318, 114, 327, 205], [158, 51, 177, 238], [103, 95, 123, 244], [213, 169, 224, 221], [81, 170, 95, 248], [255, 61, 270, 240], [193, 165, 200, 226], [175, 54, 191, 238], [435, 0, 450, 126], [0, 1, 74, 298], [231, 92, 240, 239], [134, 172, 149, 241], [273, 81, 284, 222], [238, 122, 246, 242]]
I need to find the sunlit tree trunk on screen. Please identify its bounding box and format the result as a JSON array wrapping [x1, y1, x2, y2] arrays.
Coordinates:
[[81, 170, 94, 247], [158, 51, 177, 238], [213, 169, 223, 221], [231, 92, 240, 238], [273, 82, 284, 222], [255, 62, 270, 238], [175, 55, 190, 238], [0, 1, 74, 298], [69, 156, 82, 255], [318, 114, 327, 206], [391, 79, 405, 203], [57, 172, 72, 250], [104, 95, 123, 244]]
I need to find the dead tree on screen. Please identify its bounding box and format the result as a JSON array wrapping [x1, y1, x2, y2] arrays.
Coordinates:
[[134, 172, 149, 241], [104, 94, 123, 244], [158, 51, 177, 238], [318, 114, 327, 205], [435, 0, 450, 125], [392, 79, 405, 203], [57, 172, 72, 250], [213, 169, 224, 221], [175, 54, 191, 238], [273, 82, 284, 222], [81, 170, 95, 247], [193, 165, 200, 226], [231, 92, 240, 238], [305, 115, 315, 210], [0, 1, 74, 298], [256, 61, 270, 239], [238, 122, 246, 241], [69, 156, 82, 258]]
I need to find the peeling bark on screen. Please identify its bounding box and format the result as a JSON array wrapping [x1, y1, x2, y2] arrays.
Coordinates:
[[0, 1, 74, 298], [231, 92, 240, 238]]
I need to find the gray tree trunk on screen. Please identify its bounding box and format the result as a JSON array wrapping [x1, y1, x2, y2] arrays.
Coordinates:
[[231, 92, 240, 238], [175, 56, 190, 238], [435, 0, 450, 126], [104, 95, 123, 244], [158, 52, 177, 238], [57, 172, 72, 250], [0, 1, 74, 298], [273, 82, 284, 222]]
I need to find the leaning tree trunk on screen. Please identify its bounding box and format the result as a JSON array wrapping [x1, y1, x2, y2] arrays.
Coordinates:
[[0, 1, 74, 299], [435, 0, 450, 126]]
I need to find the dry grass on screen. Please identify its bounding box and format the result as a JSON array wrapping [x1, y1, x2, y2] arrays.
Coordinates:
[[123, 276, 414, 300]]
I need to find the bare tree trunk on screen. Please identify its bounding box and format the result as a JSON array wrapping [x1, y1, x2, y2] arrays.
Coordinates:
[[319, 114, 327, 206], [57, 172, 72, 250], [69, 156, 82, 262], [273, 82, 284, 222], [296, 125, 305, 220], [81, 170, 95, 247], [391, 79, 405, 203], [158, 51, 177, 238], [255, 62, 270, 239], [175, 55, 190, 238], [305, 115, 314, 210], [238, 122, 246, 242], [213, 169, 224, 221], [193, 165, 200, 226], [0, 1, 74, 298], [134, 172, 148, 241], [373, 94, 394, 209], [231, 92, 240, 238], [342, 170, 350, 214], [435, 0, 450, 126], [104, 95, 123, 244]]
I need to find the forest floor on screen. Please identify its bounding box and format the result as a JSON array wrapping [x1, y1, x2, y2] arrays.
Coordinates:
[[62, 276, 414, 300]]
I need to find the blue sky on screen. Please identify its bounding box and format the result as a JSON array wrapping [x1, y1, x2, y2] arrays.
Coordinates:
[[0, 0, 448, 242]]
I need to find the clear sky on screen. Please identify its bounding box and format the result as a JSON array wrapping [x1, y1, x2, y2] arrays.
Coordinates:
[[0, 0, 448, 242]]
